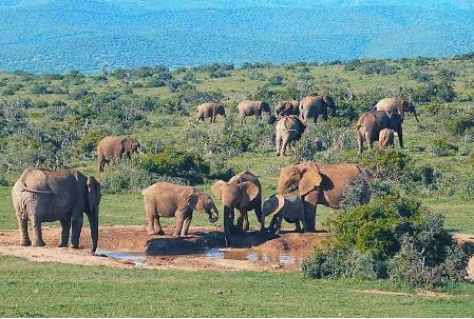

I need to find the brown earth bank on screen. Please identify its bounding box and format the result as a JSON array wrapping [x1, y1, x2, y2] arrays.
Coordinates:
[[0, 225, 331, 272], [1, 226, 473, 276]]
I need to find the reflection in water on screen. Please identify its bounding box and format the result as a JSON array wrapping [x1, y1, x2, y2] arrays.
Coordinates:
[[97, 251, 147, 266], [205, 248, 299, 265]]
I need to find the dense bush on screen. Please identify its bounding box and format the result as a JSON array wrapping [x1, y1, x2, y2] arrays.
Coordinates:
[[302, 193, 473, 287]]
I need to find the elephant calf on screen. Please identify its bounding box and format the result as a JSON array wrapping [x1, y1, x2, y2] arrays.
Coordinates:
[[196, 102, 226, 123], [378, 128, 395, 150], [96, 136, 143, 172], [142, 182, 219, 237], [355, 111, 403, 154], [263, 194, 307, 234]]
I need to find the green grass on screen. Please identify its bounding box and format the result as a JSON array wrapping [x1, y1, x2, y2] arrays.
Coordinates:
[[1, 254, 474, 318]]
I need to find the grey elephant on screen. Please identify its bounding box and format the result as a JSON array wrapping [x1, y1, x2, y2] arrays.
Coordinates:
[[277, 162, 372, 232], [142, 182, 219, 237], [375, 97, 419, 122], [275, 115, 306, 156], [275, 100, 300, 116], [12, 168, 101, 254], [355, 111, 403, 154], [299, 95, 336, 123], [378, 128, 395, 150], [262, 194, 308, 234], [237, 100, 271, 124], [211, 170, 264, 245], [196, 102, 226, 123], [96, 136, 143, 172]]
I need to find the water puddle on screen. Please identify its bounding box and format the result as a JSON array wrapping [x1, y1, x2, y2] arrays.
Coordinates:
[[97, 248, 302, 267], [96, 251, 147, 266], [204, 248, 300, 265]]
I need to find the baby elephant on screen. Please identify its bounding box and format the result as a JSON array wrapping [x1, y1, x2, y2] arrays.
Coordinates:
[[378, 128, 395, 150], [142, 182, 219, 237], [262, 194, 308, 234]]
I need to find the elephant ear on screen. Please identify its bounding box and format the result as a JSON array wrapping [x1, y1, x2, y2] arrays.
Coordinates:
[[121, 137, 132, 151], [211, 180, 227, 200], [264, 195, 285, 217], [239, 181, 259, 207], [186, 193, 199, 210], [299, 166, 323, 196]]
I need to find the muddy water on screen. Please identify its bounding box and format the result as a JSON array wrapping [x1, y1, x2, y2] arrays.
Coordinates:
[[98, 248, 303, 267]]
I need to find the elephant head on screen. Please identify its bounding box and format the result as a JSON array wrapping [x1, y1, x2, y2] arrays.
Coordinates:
[[85, 176, 101, 254], [322, 95, 337, 117], [262, 194, 285, 217], [121, 137, 144, 156], [277, 162, 323, 198], [189, 191, 219, 223], [402, 100, 419, 122]]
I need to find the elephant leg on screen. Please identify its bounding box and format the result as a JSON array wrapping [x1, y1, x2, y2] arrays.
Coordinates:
[[293, 220, 302, 232], [181, 212, 193, 236], [58, 219, 71, 247], [274, 215, 283, 234], [276, 135, 282, 156], [281, 136, 289, 156], [254, 207, 265, 233], [299, 213, 309, 233], [302, 200, 317, 232], [154, 217, 164, 235], [71, 212, 83, 249], [172, 213, 185, 237], [235, 209, 248, 233], [18, 216, 31, 246], [398, 126, 404, 149], [32, 217, 45, 247], [267, 215, 278, 234], [364, 132, 373, 150]]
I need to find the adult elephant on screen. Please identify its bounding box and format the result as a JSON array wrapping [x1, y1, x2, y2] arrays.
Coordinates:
[[196, 102, 226, 123], [299, 95, 336, 123], [262, 194, 307, 234], [275, 115, 306, 156], [237, 100, 271, 124], [277, 162, 372, 232], [378, 128, 395, 150], [355, 111, 403, 154], [12, 168, 101, 254], [96, 136, 143, 172], [275, 100, 300, 116], [375, 97, 419, 122], [142, 182, 219, 237], [211, 171, 264, 245]]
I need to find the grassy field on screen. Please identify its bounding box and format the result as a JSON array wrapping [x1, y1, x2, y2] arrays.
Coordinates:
[[1, 254, 474, 318], [1, 56, 474, 317]]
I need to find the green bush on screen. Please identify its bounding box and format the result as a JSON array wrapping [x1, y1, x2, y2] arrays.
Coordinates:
[[137, 148, 210, 185], [303, 193, 473, 287]]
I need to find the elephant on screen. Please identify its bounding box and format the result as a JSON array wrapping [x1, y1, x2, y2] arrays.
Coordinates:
[[277, 162, 372, 232], [211, 170, 264, 244], [275, 115, 307, 156], [375, 97, 419, 122], [275, 100, 300, 116], [196, 102, 226, 123], [378, 128, 395, 150], [299, 95, 336, 123], [11, 168, 101, 254], [262, 194, 308, 234], [96, 136, 143, 172], [237, 100, 271, 124], [142, 182, 219, 237], [262, 114, 277, 125], [355, 111, 403, 154]]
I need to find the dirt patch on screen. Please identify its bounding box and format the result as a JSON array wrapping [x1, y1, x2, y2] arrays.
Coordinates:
[[0, 225, 331, 272]]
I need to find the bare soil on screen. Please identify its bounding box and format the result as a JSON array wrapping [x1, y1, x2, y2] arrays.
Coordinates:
[[0, 225, 331, 272], [1, 226, 472, 276]]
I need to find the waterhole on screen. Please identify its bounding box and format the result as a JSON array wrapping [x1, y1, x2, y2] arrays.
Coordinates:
[[97, 248, 302, 267]]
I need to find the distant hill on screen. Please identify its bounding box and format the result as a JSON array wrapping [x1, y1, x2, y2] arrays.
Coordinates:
[[1, 0, 474, 74]]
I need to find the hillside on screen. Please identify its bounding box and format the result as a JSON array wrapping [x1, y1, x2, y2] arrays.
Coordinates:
[[1, 1, 474, 73]]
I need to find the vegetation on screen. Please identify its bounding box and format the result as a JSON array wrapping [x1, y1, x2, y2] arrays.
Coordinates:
[[1, 54, 474, 315]]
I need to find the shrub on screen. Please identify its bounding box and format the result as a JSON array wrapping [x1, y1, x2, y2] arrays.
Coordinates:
[[303, 193, 473, 287]]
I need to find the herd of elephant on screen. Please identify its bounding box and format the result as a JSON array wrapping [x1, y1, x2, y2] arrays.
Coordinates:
[[196, 96, 419, 155], [11, 95, 417, 255], [11, 161, 372, 253]]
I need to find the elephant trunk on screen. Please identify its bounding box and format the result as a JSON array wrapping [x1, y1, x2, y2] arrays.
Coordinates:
[[87, 212, 99, 254], [207, 206, 219, 223], [413, 108, 420, 122]]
